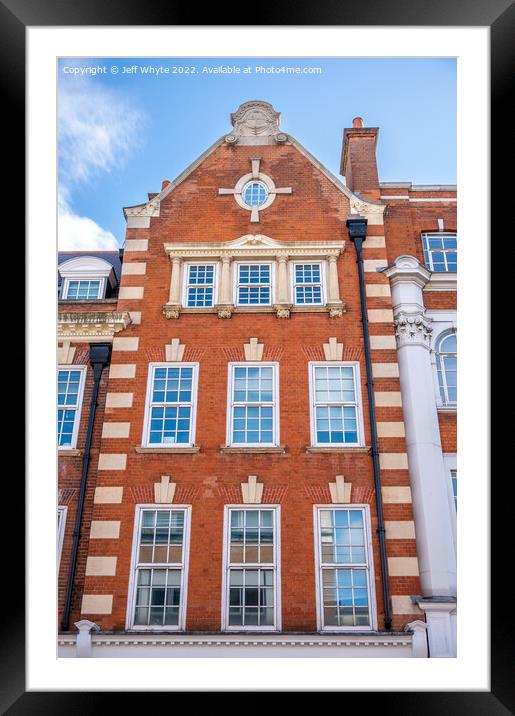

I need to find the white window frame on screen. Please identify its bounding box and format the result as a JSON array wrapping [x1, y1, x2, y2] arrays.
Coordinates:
[[434, 330, 457, 407], [57, 364, 87, 450], [234, 260, 275, 307], [421, 231, 457, 273], [313, 504, 377, 632], [241, 180, 270, 209], [126, 504, 192, 631], [57, 506, 67, 567], [308, 361, 365, 448], [226, 362, 280, 447], [290, 261, 326, 306], [181, 261, 218, 308], [142, 362, 199, 448], [61, 276, 107, 300], [443, 453, 457, 550], [221, 504, 281, 632]]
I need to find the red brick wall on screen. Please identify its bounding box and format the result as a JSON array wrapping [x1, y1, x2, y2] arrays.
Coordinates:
[[72, 141, 418, 632]]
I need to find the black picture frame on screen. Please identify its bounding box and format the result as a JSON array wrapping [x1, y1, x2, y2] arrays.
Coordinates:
[[7, 0, 507, 710]]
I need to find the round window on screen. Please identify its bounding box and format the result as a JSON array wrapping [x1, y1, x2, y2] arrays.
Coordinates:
[[242, 181, 269, 207]]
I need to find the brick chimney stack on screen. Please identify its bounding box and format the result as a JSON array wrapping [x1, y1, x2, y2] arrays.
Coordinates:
[[340, 117, 380, 202]]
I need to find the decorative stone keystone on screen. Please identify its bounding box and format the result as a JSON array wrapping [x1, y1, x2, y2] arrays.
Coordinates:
[[244, 337, 264, 361], [57, 341, 76, 365], [154, 476, 176, 504], [329, 475, 352, 503], [241, 475, 264, 504], [323, 337, 344, 361], [165, 338, 185, 362], [75, 620, 100, 658]]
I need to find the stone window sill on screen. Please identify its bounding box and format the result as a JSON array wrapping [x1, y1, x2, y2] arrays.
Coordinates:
[[220, 446, 286, 454], [437, 406, 457, 414], [135, 446, 200, 454], [58, 448, 82, 456], [306, 446, 372, 454]]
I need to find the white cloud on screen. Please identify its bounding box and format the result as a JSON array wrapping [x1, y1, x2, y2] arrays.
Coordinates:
[[58, 194, 119, 250], [58, 76, 144, 249]]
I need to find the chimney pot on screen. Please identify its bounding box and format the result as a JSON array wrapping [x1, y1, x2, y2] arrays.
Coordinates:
[[353, 117, 364, 128], [161, 179, 170, 190]]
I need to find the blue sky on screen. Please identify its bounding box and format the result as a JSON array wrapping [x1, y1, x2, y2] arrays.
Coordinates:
[[57, 57, 456, 250]]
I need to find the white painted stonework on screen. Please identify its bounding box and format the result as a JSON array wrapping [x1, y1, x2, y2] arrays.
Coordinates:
[[58, 632, 419, 658], [384, 254, 457, 657], [109, 364, 136, 379]]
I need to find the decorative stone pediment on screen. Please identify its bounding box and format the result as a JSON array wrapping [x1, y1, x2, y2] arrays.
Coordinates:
[[58, 311, 132, 341], [163, 235, 344, 260]]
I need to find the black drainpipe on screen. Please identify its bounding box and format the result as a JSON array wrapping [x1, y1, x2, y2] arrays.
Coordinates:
[[346, 216, 392, 631], [61, 343, 112, 632]]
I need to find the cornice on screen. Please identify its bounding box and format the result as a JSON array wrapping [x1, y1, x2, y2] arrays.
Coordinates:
[[383, 255, 431, 289], [58, 633, 412, 649], [424, 272, 457, 292], [163, 235, 345, 260], [58, 311, 132, 340]]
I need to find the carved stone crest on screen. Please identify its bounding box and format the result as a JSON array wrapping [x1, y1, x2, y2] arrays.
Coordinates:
[[230, 100, 281, 137]]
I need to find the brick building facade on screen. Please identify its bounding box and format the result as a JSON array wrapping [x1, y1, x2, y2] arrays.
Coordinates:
[[57, 101, 457, 658]]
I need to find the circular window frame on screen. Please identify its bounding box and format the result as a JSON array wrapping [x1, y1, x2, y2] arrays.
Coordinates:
[[241, 180, 270, 208], [233, 172, 277, 213]]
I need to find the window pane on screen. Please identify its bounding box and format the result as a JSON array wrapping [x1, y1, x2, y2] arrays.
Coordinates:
[[242, 182, 268, 207], [237, 264, 271, 305], [186, 265, 215, 307], [318, 509, 371, 628], [147, 367, 194, 446], [231, 366, 275, 445]]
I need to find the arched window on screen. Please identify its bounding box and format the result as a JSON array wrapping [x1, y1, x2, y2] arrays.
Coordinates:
[[435, 332, 457, 405]]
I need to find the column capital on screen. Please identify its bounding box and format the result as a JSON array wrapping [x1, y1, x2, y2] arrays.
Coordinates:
[[171, 255, 183, 266], [394, 308, 433, 349], [220, 253, 233, 264], [383, 255, 431, 289]]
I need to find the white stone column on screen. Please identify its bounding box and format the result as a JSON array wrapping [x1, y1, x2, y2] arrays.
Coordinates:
[[216, 254, 234, 318], [168, 256, 183, 305], [327, 255, 340, 302], [219, 255, 233, 304], [415, 600, 457, 658], [384, 255, 457, 656], [75, 619, 99, 658], [276, 255, 289, 304], [405, 620, 429, 658]]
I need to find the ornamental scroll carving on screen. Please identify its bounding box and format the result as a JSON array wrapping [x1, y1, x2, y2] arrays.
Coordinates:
[[394, 310, 433, 348]]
